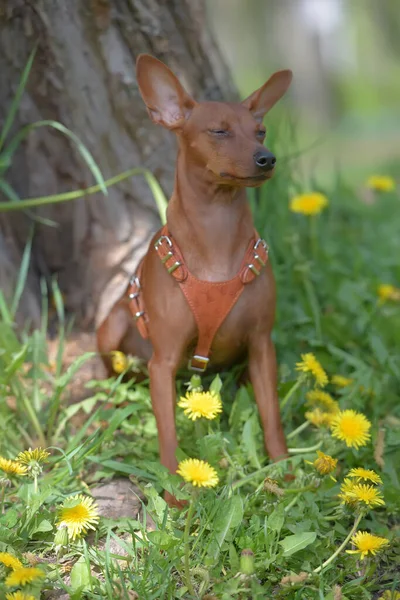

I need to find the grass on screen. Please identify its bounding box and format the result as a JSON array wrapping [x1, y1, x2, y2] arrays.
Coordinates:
[[0, 62, 399, 598]]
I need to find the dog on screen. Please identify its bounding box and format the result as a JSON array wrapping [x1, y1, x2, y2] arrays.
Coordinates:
[[97, 54, 292, 506]]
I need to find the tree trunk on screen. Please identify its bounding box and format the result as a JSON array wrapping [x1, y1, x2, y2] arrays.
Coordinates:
[[0, 0, 236, 329]]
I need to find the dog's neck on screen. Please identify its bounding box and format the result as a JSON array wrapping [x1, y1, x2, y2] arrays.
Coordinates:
[[166, 147, 255, 280]]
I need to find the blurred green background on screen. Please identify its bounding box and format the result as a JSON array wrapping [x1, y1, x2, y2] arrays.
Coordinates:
[[207, 0, 400, 185]]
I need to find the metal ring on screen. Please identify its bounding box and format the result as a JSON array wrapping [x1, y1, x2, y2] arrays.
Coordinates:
[[254, 238, 269, 252], [154, 235, 173, 250]]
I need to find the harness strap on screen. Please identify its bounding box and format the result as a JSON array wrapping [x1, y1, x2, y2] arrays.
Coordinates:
[[154, 225, 269, 372], [127, 260, 149, 339]]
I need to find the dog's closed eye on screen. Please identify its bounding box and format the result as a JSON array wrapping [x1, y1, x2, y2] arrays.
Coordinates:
[[208, 129, 230, 137]]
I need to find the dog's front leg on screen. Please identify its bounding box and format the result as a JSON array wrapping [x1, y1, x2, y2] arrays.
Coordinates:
[[148, 353, 185, 507], [248, 335, 288, 461]]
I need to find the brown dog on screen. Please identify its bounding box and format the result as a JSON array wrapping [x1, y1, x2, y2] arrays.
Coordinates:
[[97, 55, 292, 506]]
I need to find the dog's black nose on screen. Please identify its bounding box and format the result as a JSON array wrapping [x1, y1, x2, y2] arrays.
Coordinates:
[[254, 150, 276, 171]]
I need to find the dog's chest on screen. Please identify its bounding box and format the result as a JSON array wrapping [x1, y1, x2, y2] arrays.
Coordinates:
[[181, 271, 273, 369]]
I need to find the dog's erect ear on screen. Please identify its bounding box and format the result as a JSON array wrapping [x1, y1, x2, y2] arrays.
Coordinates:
[[136, 54, 196, 130], [242, 70, 292, 121]]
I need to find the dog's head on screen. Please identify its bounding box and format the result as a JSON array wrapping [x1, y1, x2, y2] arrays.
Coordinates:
[[136, 55, 292, 188]]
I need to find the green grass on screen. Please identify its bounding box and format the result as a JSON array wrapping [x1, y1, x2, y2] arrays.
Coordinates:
[[0, 117, 400, 598]]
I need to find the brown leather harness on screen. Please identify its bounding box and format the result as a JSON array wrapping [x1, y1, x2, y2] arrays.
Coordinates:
[[127, 224, 269, 372]]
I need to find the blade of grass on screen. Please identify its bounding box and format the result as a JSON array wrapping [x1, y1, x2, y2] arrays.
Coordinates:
[[141, 170, 168, 224], [3, 120, 108, 196], [0, 47, 36, 152], [11, 228, 33, 318], [40, 278, 49, 339], [0, 179, 58, 226], [0, 167, 166, 215], [0, 290, 13, 325], [86, 457, 157, 481], [73, 405, 138, 466]]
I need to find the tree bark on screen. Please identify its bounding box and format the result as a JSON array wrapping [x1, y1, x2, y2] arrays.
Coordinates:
[[0, 0, 236, 328]]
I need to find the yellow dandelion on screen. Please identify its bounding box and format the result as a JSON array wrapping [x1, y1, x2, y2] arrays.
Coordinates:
[[178, 390, 222, 421], [331, 374, 353, 388], [5, 566, 44, 587], [296, 353, 328, 387], [347, 467, 382, 485], [366, 175, 395, 192], [0, 456, 27, 477], [331, 410, 371, 448], [346, 531, 389, 559], [0, 551, 23, 570], [56, 494, 99, 540], [305, 408, 336, 428], [6, 593, 36, 600], [313, 451, 338, 475], [339, 480, 385, 508], [177, 458, 219, 488], [16, 447, 50, 465], [306, 389, 339, 412], [379, 592, 400, 600], [338, 478, 358, 505], [110, 350, 128, 374], [290, 192, 328, 216], [377, 284, 400, 303]]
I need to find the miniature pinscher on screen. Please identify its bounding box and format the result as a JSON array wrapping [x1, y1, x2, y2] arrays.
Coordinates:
[[97, 55, 293, 506]]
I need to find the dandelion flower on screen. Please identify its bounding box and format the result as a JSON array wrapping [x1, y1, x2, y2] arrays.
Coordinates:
[[290, 192, 328, 216], [346, 531, 389, 559], [16, 448, 50, 477], [17, 448, 50, 465], [366, 175, 395, 192], [379, 592, 400, 600], [377, 284, 400, 303], [331, 374, 353, 388], [339, 480, 385, 508], [338, 478, 358, 505], [331, 410, 371, 448], [0, 552, 23, 570], [0, 457, 27, 477], [177, 458, 219, 488], [110, 350, 128, 374], [305, 408, 336, 428], [178, 390, 222, 421], [351, 483, 385, 508], [56, 494, 99, 540], [5, 566, 44, 587], [313, 451, 338, 475], [306, 390, 339, 412], [347, 467, 382, 485], [6, 593, 36, 600], [296, 353, 328, 387]]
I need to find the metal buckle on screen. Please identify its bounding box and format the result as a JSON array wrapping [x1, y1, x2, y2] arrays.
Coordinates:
[[154, 235, 173, 251], [129, 275, 141, 289], [134, 311, 145, 320], [188, 355, 210, 372], [254, 238, 268, 251], [250, 239, 269, 272]]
